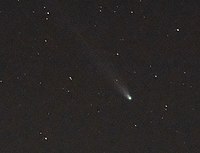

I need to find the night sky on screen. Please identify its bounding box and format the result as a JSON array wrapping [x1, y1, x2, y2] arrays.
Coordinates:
[[0, 0, 200, 152]]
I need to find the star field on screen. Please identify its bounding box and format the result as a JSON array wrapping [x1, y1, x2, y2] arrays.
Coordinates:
[[0, 0, 200, 152]]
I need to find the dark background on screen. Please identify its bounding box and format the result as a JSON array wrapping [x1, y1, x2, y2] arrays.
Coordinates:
[[0, 0, 199, 152]]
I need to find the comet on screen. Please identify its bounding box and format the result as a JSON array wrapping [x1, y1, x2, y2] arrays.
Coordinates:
[[115, 82, 132, 101], [126, 94, 132, 101]]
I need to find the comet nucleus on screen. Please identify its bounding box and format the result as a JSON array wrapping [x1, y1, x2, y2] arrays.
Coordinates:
[[126, 94, 132, 100]]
